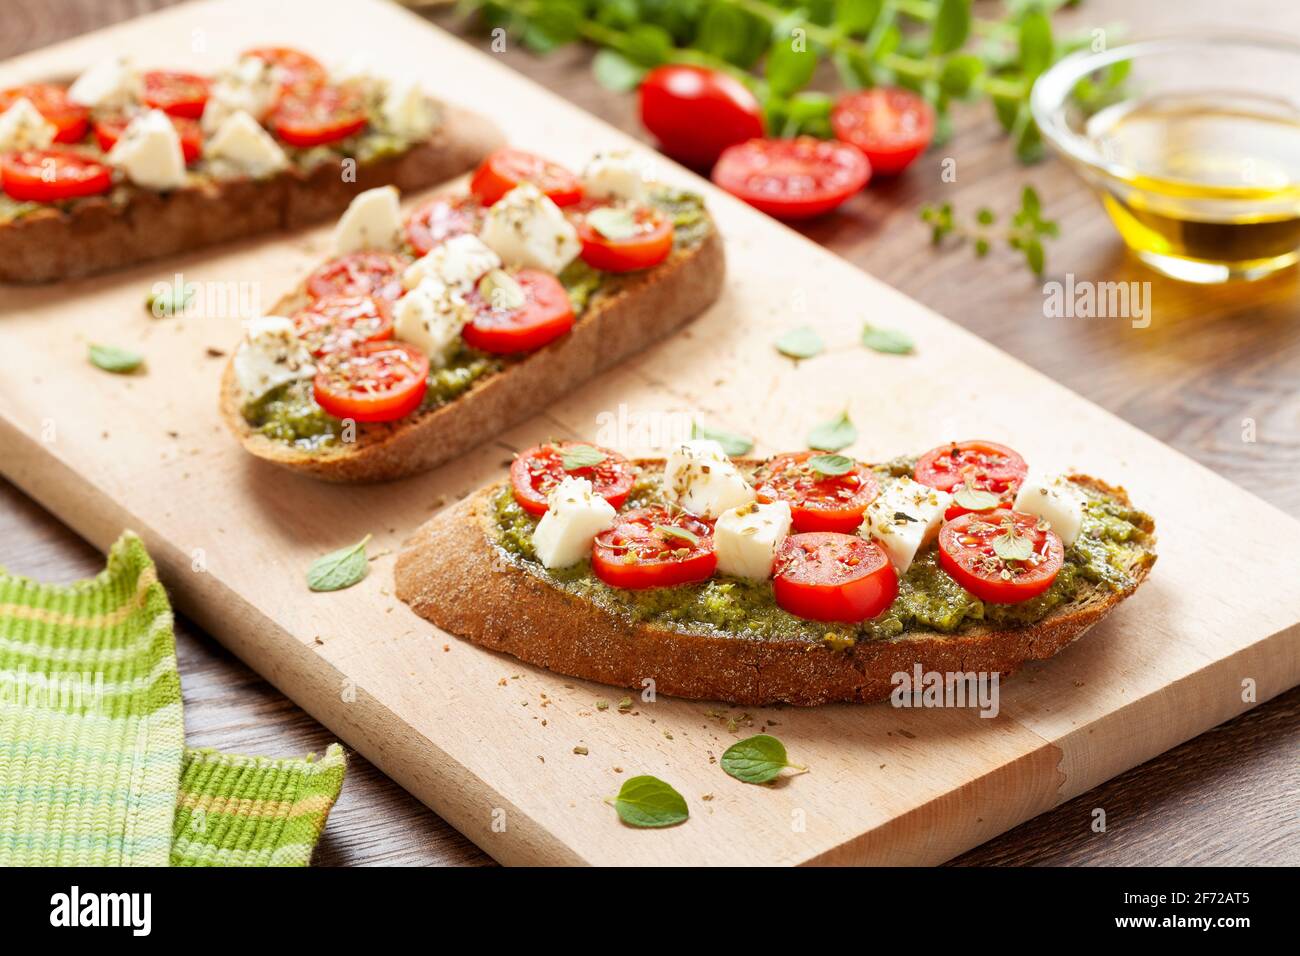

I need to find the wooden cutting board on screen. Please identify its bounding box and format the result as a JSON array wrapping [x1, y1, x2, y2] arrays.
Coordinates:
[[2, 0, 1297, 866]]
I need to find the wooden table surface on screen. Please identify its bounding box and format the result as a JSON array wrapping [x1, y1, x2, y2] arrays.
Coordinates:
[[2, 0, 1296, 866]]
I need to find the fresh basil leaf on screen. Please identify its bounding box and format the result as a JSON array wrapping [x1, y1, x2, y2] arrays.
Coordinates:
[[775, 325, 824, 360], [765, 35, 817, 97], [861, 324, 914, 355], [953, 484, 1000, 511], [307, 535, 371, 593], [721, 734, 806, 784], [692, 421, 754, 457], [586, 206, 640, 241], [88, 344, 144, 374], [592, 48, 647, 92], [835, 0, 883, 35], [561, 445, 607, 470], [993, 530, 1033, 562], [930, 0, 971, 55], [478, 269, 526, 310], [146, 282, 194, 317], [807, 410, 857, 452], [807, 453, 854, 476], [608, 775, 688, 828], [654, 524, 700, 546]]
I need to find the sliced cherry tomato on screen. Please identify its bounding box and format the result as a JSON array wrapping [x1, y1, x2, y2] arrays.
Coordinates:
[[404, 194, 484, 256], [510, 442, 636, 516], [712, 136, 871, 220], [772, 532, 898, 622], [914, 440, 1029, 519], [0, 84, 89, 143], [0, 149, 112, 202], [312, 340, 428, 423], [754, 452, 881, 534], [638, 65, 765, 169], [592, 507, 717, 590], [831, 88, 935, 176], [292, 295, 393, 358], [571, 202, 673, 272], [141, 70, 210, 119], [243, 46, 327, 91], [469, 148, 583, 207], [271, 84, 366, 147], [94, 114, 202, 164], [307, 252, 407, 306], [462, 269, 575, 354], [937, 510, 1064, 604]]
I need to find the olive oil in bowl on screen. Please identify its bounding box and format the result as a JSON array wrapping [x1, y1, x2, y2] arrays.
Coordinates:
[[1086, 92, 1300, 282]]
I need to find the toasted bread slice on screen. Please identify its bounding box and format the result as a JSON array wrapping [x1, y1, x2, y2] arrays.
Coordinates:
[[0, 105, 502, 283], [394, 462, 1156, 706], [221, 226, 725, 483]]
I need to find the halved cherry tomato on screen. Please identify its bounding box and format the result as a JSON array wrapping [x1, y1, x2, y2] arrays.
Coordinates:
[[0, 84, 89, 143], [754, 451, 881, 534], [0, 149, 112, 202], [937, 510, 1064, 604], [405, 194, 484, 256], [292, 294, 393, 358], [831, 88, 935, 176], [592, 507, 717, 590], [243, 46, 327, 91], [271, 84, 366, 147], [571, 202, 673, 272], [469, 148, 583, 207], [772, 532, 898, 622], [94, 115, 202, 164], [462, 269, 575, 354], [510, 441, 636, 516], [638, 65, 765, 169], [712, 136, 871, 220], [312, 340, 429, 423], [914, 440, 1028, 519], [142, 70, 210, 119], [307, 251, 407, 306]]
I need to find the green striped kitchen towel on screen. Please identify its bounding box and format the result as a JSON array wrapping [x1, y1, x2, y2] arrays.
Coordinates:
[[0, 532, 345, 866]]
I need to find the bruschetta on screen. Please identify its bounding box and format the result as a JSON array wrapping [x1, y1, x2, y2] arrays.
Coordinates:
[[220, 148, 724, 482], [0, 47, 501, 282], [394, 440, 1157, 706]]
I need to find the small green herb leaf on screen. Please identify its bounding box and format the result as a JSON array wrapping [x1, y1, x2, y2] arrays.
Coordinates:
[[807, 453, 854, 476], [721, 734, 806, 784], [930, 0, 972, 55], [607, 775, 688, 828], [88, 344, 144, 374], [307, 535, 371, 592], [561, 445, 607, 470], [993, 529, 1033, 562], [766, 35, 817, 97], [592, 48, 647, 92], [807, 411, 857, 452], [477, 269, 526, 310], [861, 324, 914, 355], [692, 421, 754, 457], [654, 524, 700, 547], [775, 325, 824, 360], [953, 483, 1001, 511], [146, 282, 194, 317], [586, 206, 640, 241]]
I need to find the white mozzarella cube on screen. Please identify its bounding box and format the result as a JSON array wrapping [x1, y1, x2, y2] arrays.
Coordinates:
[[0, 98, 56, 153], [859, 477, 952, 575], [202, 56, 278, 133], [233, 316, 316, 401], [403, 233, 501, 292], [67, 57, 140, 110], [581, 150, 654, 203], [663, 440, 755, 519], [205, 110, 288, 178], [382, 80, 437, 140], [532, 477, 617, 569], [1013, 471, 1086, 547], [334, 185, 401, 255], [478, 183, 580, 274], [106, 110, 186, 190], [715, 500, 792, 581], [393, 277, 471, 368]]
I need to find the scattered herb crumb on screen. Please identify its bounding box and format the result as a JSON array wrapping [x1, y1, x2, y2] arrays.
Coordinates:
[[596, 699, 609, 711], [573, 745, 589, 756]]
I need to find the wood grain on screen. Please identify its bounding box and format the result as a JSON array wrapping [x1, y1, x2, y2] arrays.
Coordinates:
[[0, 0, 1295, 866]]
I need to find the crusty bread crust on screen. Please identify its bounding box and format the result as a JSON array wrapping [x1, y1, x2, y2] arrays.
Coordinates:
[[0, 105, 502, 283], [394, 465, 1157, 706], [221, 225, 726, 483]]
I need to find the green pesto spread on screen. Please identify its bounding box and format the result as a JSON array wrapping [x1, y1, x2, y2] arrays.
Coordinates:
[[487, 462, 1155, 646]]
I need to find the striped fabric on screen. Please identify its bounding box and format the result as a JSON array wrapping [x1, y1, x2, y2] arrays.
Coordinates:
[[0, 532, 344, 866]]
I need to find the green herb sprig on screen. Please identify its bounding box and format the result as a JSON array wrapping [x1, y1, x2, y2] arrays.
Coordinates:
[[921, 185, 1058, 275]]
